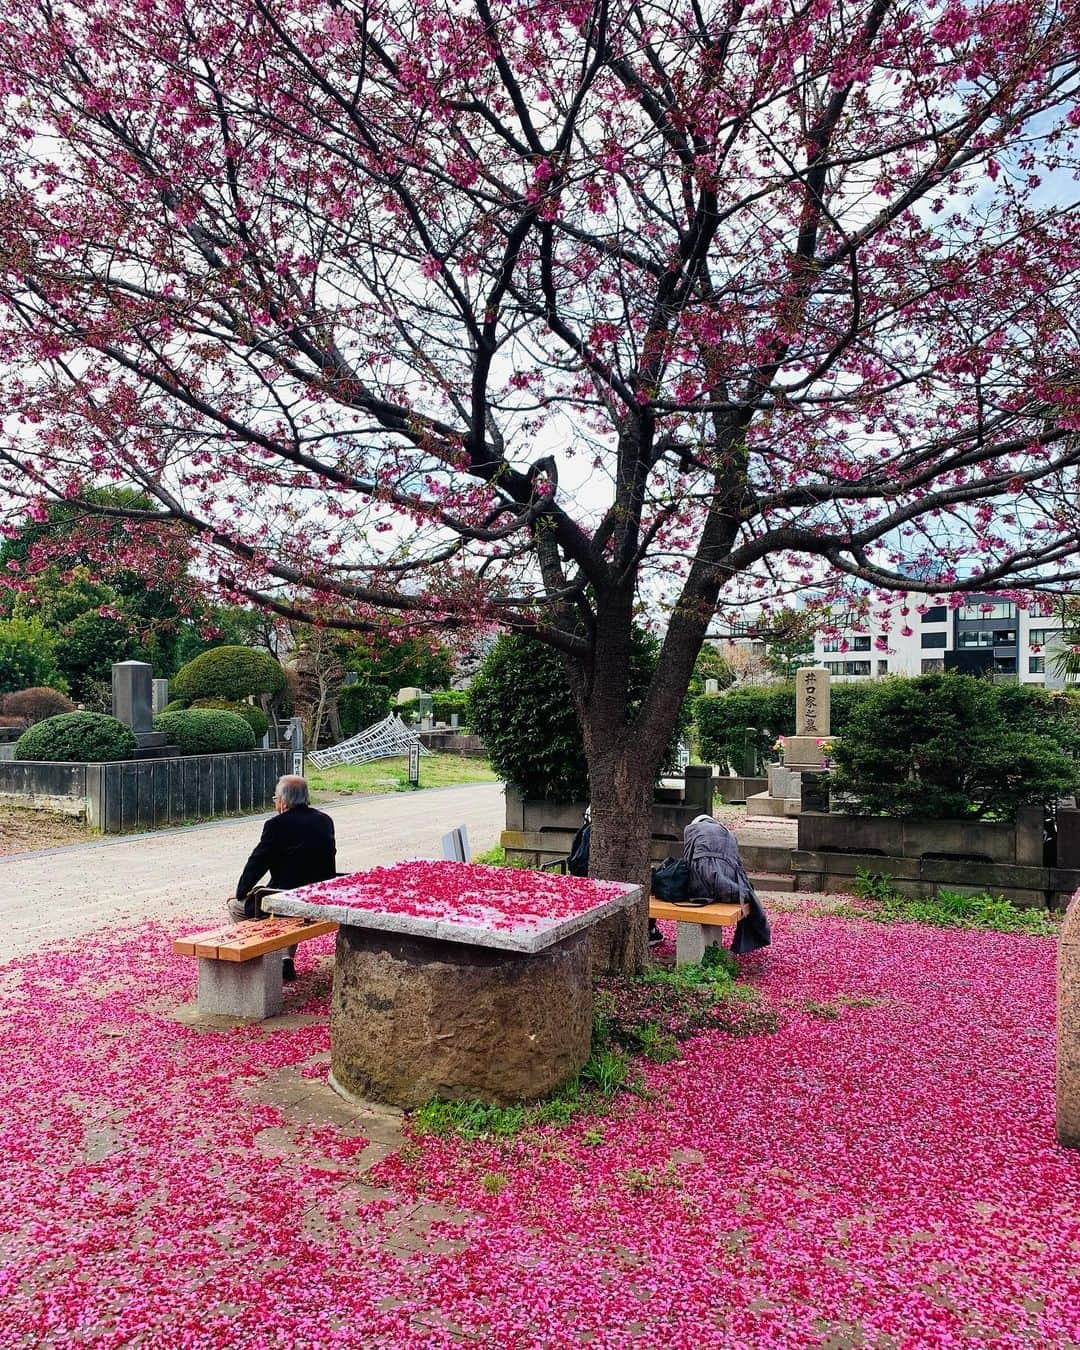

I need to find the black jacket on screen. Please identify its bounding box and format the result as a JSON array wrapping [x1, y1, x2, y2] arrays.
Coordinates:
[[236, 805, 337, 899]]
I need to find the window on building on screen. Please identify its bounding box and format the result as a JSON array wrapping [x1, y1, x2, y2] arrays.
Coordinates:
[[877, 660, 888, 676], [822, 639, 841, 652], [957, 631, 993, 648], [1029, 629, 1056, 646], [1029, 656, 1045, 674], [852, 636, 871, 652], [992, 629, 1016, 645], [921, 658, 945, 673], [994, 657, 1017, 674], [922, 606, 948, 623], [1028, 597, 1058, 618], [823, 661, 872, 676], [959, 601, 1016, 621], [921, 632, 947, 649]]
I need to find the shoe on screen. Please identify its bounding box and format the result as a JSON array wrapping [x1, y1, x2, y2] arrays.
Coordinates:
[[648, 922, 663, 947], [282, 958, 297, 982]]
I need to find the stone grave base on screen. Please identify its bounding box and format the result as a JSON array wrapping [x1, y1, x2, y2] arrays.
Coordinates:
[[330, 926, 593, 1108]]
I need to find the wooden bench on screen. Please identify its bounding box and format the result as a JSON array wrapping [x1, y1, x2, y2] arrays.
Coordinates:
[[173, 916, 338, 1018], [649, 896, 742, 966]]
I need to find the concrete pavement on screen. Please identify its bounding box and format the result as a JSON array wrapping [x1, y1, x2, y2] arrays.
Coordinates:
[[0, 782, 505, 961]]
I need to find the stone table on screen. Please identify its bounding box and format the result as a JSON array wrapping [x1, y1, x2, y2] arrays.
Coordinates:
[[269, 861, 643, 1108]]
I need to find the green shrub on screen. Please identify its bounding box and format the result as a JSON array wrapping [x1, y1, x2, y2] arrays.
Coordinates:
[[468, 630, 688, 801], [432, 689, 470, 725], [171, 645, 284, 704], [1, 686, 75, 725], [14, 712, 135, 762], [694, 678, 909, 773], [338, 680, 392, 738], [154, 708, 257, 754], [0, 618, 64, 696], [190, 698, 269, 739], [830, 674, 1077, 819], [851, 869, 1058, 936], [695, 683, 796, 771]]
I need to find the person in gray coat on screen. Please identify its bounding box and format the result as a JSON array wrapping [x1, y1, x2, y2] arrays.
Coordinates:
[[682, 813, 771, 955]]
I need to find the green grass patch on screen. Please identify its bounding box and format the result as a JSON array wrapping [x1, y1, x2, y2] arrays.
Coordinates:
[[849, 869, 1058, 936], [308, 753, 498, 799], [472, 844, 533, 869]]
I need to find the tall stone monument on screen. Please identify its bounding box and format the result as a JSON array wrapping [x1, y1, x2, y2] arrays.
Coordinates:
[[112, 660, 169, 758], [746, 666, 834, 817], [784, 666, 832, 769]]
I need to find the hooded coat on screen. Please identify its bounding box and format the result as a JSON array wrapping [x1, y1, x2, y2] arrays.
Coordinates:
[[681, 814, 772, 955]]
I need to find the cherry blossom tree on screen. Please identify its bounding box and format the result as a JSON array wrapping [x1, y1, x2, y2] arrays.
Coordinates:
[[1, 0, 1079, 936]]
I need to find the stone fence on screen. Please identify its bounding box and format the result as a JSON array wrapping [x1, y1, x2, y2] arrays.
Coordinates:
[[794, 807, 1080, 909], [0, 749, 287, 833]]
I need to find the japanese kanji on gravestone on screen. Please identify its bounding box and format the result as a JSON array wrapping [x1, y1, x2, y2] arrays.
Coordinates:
[[782, 667, 832, 769]]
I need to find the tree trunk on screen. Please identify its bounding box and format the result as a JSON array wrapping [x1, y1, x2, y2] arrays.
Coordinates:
[[583, 742, 654, 975]]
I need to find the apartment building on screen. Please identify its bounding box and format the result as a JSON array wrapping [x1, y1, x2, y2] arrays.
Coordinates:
[[812, 594, 1069, 685]]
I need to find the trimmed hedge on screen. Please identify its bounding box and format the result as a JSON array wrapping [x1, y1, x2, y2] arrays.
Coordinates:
[[190, 698, 269, 739], [338, 681, 392, 738], [14, 712, 136, 762], [171, 645, 284, 704], [432, 690, 470, 725], [830, 674, 1079, 819], [154, 708, 257, 755], [695, 680, 875, 772]]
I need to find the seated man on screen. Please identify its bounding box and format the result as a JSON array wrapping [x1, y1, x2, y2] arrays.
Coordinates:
[[230, 774, 337, 980], [682, 813, 771, 955]]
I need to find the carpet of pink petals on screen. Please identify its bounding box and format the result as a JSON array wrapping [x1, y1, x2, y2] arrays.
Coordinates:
[[1, 904, 1078, 1348], [289, 860, 630, 933]]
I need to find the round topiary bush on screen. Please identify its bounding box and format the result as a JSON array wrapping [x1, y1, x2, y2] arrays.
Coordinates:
[[338, 681, 391, 738], [190, 698, 269, 739], [14, 712, 136, 762], [154, 709, 257, 755], [171, 645, 285, 704], [1, 686, 75, 726]]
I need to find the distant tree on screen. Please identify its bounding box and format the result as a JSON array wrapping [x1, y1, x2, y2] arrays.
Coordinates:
[[0, 619, 64, 696]]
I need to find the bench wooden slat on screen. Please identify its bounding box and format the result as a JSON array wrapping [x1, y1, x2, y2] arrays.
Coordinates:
[[174, 919, 338, 962], [648, 898, 741, 927]]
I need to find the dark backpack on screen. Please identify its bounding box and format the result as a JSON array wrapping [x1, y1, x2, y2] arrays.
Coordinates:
[[651, 855, 691, 902]]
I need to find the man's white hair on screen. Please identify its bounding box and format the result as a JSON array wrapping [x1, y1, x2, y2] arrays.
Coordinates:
[[275, 775, 310, 808]]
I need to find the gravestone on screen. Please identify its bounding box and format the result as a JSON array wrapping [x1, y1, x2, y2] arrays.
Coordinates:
[[112, 660, 169, 758], [783, 667, 831, 768], [152, 679, 170, 715], [112, 660, 153, 734]]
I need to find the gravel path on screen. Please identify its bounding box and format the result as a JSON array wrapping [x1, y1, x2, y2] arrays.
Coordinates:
[[0, 782, 506, 961]]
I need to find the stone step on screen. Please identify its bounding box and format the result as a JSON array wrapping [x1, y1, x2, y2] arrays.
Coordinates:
[[745, 791, 801, 818], [749, 871, 796, 893]]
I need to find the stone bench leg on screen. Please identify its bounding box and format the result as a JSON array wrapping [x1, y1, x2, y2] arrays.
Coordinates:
[[198, 955, 283, 1018], [675, 923, 723, 966]]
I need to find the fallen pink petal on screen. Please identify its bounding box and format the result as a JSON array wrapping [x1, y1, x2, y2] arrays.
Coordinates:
[[2, 902, 1078, 1347]]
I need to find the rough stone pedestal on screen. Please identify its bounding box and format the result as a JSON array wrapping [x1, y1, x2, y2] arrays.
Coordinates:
[[330, 926, 593, 1107], [1057, 896, 1080, 1148], [198, 954, 284, 1019]]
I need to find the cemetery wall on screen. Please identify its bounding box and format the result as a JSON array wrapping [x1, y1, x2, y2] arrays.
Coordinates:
[[0, 749, 287, 833], [794, 805, 1073, 908]]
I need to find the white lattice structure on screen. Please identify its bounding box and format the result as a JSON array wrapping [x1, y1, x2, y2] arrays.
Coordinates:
[[307, 714, 433, 769]]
